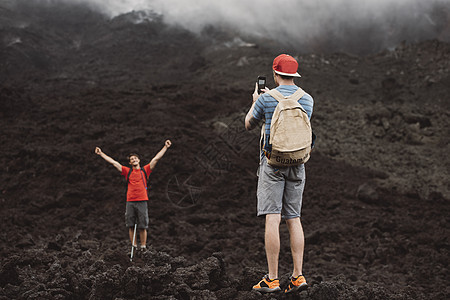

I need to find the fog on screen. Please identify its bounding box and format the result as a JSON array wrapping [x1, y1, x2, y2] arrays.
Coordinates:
[[9, 0, 450, 53]]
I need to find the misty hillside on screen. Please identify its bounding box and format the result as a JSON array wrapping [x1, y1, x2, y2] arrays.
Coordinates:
[[1, 1, 449, 300]]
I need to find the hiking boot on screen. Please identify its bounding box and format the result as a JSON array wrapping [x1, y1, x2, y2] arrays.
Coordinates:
[[284, 275, 307, 294], [252, 275, 281, 293], [140, 245, 147, 252]]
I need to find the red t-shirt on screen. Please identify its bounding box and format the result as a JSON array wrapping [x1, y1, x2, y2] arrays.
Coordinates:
[[121, 164, 152, 201]]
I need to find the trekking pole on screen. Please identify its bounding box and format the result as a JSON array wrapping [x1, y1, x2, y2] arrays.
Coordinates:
[[130, 223, 137, 262]]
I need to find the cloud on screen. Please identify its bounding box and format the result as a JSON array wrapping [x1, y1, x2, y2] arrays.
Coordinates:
[[13, 0, 450, 53]]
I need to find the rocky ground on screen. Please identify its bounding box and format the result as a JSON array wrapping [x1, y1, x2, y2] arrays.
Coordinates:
[[0, 1, 449, 299]]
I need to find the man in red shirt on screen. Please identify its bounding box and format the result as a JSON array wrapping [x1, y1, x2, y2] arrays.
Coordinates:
[[95, 140, 172, 252]]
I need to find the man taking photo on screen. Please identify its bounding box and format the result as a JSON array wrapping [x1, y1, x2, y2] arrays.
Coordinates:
[[245, 54, 314, 294]]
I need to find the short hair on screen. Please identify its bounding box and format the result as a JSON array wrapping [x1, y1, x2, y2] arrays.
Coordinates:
[[279, 74, 295, 80], [127, 153, 140, 161]]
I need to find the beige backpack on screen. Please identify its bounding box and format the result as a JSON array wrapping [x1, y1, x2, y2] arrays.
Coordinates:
[[262, 88, 312, 167]]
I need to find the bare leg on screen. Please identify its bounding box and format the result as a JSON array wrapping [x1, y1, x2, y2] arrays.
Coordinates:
[[129, 227, 137, 247], [286, 217, 305, 277], [265, 214, 282, 279], [139, 229, 147, 247]]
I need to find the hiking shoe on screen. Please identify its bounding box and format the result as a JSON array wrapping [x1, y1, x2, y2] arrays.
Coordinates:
[[140, 245, 147, 252], [284, 275, 307, 294], [252, 275, 281, 293]]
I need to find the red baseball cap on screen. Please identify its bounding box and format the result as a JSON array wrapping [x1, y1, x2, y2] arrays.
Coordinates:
[[272, 54, 301, 77]]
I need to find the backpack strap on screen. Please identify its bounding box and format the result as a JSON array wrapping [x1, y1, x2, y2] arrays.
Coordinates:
[[127, 168, 149, 182], [266, 89, 284, 101], [267, 88, 305, 102], [127, 168, 149, 190], [260, 123, 266, 162], [139, 169, 148, 190], [141, 169, 148, 181], [289, 88, 306, 101]]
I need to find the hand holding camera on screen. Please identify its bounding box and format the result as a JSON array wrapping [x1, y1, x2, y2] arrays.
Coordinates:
[[252, 76, 267, 103], [257, 76, 266, 94]]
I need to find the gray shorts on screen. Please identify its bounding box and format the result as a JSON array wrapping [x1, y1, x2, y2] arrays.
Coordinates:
[[256, 156, 306, 219], [125, 201, 149, 229]]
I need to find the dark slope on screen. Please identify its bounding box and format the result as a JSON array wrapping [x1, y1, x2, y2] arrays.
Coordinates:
[[1, 2, 449, 299]]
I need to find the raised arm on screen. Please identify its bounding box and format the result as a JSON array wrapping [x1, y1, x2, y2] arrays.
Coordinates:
[[149, 140, 172, 170], [95, 147, 122, 172]]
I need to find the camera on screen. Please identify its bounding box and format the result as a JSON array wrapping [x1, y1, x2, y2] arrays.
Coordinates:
[[257, 76, 266, 94]]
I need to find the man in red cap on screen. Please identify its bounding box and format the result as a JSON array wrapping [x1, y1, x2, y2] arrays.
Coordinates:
[[245, 54, 314, 294]]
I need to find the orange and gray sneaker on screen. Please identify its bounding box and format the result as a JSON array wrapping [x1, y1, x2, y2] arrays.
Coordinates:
[[284, 275, 307, 294], [252, 274, 281, 293]]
